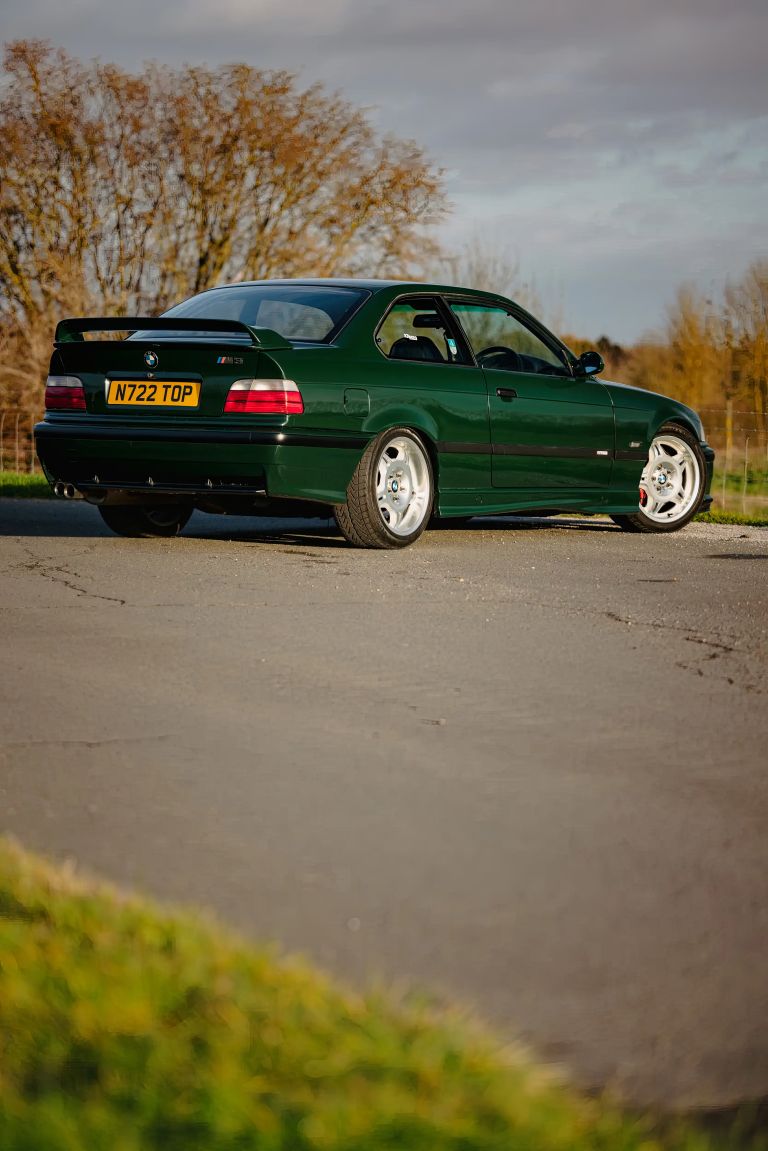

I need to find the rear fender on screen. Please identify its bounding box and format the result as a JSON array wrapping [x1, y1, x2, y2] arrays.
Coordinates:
[[361, 406, 440, 483], [362, 405, 439, 446]]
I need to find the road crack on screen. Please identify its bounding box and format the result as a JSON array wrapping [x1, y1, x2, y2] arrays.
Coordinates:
[[19, 547, 126, 605], [1, 735, 172, 752], [600, 609, 762, 691]]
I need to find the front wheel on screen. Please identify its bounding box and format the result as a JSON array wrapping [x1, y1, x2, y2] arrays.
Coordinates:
[[98, 503, 192, 538], [611, 423, 706, 533], [334, 428, 434, 549]]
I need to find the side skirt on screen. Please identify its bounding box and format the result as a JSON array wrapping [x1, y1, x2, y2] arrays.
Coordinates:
[[436, 487, 645, 518]]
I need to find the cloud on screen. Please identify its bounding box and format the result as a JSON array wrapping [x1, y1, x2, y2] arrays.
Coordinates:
[[3, 0, 767, 339]]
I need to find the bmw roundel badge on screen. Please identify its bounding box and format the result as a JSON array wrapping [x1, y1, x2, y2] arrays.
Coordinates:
[[144, 350, 159, 368]]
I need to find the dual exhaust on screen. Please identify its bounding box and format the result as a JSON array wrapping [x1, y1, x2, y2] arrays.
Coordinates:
[[53, 481, 77, 500]]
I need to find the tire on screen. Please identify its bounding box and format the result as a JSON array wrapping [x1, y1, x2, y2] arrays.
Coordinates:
[[98, 503, 192, 538], [611, 422, 706, 534], [334, 428, 434, 549]]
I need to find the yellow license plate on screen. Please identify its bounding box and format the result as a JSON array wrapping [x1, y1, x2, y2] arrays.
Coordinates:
[[107, 379, 201, 407]]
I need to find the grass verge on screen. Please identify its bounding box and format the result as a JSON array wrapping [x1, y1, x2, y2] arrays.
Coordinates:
[[0, 837, 765, 1151], [0, 470, 52, 498], [696, 510, 768, 527]]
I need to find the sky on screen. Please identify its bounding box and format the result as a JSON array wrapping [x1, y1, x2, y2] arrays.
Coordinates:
[[2, 0, 767, 342]]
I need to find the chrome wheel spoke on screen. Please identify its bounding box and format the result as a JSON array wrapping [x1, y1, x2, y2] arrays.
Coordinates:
[[639, 482, 657, 515], [375, 435, 431, 537], [638, 434, 701, 524]]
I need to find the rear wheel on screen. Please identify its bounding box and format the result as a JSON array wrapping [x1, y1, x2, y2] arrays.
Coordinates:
[[611, 423, 705, 533], [334, 428, 434, 549], [98, 504, 192, 538]]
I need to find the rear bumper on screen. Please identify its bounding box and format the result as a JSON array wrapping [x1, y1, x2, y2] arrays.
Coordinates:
[[35, 420, 368, 505]]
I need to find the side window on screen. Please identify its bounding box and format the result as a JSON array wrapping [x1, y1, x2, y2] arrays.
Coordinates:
[[450, 302, 569, 377], [375, 297, 469, 365]]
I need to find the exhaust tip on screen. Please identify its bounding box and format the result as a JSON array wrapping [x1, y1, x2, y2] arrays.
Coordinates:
[[63, 483, 77, 500], [53, 481, 66, 498]]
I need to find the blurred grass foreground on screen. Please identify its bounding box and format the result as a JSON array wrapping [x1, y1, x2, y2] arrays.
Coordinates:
[[0, 837, 764, 1150]]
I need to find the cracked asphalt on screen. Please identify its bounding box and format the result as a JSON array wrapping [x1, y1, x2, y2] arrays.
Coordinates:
[[1, 499, 767, 1108]]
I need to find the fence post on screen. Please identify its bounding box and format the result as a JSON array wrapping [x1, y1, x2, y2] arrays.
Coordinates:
[[725, 398, 733, 476], [0, 411, 5, 472], [14, 413, 20, 474], [742, 437, 749, 516]]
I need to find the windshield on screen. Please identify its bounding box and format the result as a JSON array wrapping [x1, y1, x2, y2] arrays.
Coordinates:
[[132, 284, 368, 343]]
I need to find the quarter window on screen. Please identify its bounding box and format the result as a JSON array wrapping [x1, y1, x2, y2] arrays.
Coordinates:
[[376, 298, 469, 364], [450, 302, 569, 377]]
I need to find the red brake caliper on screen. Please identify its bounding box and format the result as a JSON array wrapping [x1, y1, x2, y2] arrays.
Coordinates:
[[639, 487, 648, 507]]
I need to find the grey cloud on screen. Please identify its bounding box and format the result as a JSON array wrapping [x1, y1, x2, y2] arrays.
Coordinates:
[[2, 0, 767, 339]]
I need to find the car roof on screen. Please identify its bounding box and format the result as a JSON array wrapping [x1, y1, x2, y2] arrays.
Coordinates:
[[203, 277, 494, 298]]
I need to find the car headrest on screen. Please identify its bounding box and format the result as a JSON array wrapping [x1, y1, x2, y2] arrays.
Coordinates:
[[389, 336, 444, 362]]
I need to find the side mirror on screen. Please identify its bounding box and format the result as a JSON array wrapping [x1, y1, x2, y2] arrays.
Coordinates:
[[574, 349, 604, 377]]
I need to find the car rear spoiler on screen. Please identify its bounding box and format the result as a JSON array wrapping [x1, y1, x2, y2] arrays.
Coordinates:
[[54, 317, 292, 350]]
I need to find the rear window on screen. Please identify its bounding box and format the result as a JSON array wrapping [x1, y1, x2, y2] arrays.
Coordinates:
[[137, 285, 368, 343]]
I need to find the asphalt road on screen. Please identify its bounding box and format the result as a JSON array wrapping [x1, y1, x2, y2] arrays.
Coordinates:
[[1, 498, 767, 1108]]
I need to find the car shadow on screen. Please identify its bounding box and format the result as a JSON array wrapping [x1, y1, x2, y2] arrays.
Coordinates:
[[0, 501, 620, 543], [434, 515, 618, 533], [191, 518, 346, 549], [193, 514, 619, 547], [0, 500, 109, 537]]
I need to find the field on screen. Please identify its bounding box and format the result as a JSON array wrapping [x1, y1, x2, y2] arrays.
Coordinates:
[[707, 465, 768, 519]]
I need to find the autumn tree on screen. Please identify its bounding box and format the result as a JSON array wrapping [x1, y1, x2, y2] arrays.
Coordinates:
[[619, 268, 767, 461], [0, 39, 446, 408], [723, 260, 768, 454]]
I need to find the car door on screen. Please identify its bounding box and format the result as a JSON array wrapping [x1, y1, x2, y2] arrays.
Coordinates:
[[371, 294, 491, 496], [448, 300, 615, 490]]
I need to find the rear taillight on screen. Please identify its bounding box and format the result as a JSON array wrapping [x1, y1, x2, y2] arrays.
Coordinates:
[[45, 375, 86, 411], [224, 379, 303, 415]]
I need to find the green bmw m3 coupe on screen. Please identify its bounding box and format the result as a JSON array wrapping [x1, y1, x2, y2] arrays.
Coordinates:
[[35, 279, 714, 549]]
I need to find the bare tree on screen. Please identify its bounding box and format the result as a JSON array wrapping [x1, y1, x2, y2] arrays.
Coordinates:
[[0, 40, 447, 408], [433, 228, 541, 313]]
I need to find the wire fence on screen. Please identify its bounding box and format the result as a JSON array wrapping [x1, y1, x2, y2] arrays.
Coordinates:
[[698, 408, 768, 466], [2, 406, 767, 514], [0, 410, 43, 474]]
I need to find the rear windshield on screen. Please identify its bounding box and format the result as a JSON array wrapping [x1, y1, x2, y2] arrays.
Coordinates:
[[133, 284, 368, 343]]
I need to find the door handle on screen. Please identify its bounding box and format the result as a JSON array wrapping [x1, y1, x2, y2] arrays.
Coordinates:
[[496, 387, 517, 399]]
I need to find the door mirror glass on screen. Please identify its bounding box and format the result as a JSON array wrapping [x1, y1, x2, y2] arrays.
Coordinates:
[[574, 350, 605, 377]]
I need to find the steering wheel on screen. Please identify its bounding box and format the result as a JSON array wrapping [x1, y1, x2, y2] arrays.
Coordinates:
[[476, 345, 522, 372]]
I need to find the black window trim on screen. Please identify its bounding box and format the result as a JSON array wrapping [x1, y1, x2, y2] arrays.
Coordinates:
[[441, 293, 575, 378]]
